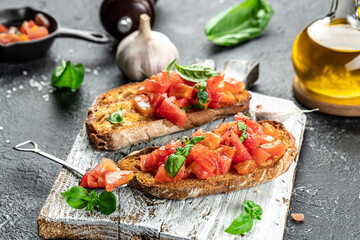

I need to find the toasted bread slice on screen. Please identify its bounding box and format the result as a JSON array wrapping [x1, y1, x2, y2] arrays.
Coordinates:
[[86, 82, 251, 150], [118, 121, 297, 200]]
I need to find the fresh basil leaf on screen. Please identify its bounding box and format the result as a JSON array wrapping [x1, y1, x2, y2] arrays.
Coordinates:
[[61, 186, 89, 209], [225, 212, 253, 235], [164, 154, 186, 178], [183, 134, 206, 146], [178, 144, 193, 157], [51, 60, 85, 90], [192, 104, 206, 110], [98, 191, 117, 215], [167, 58, 177, 79], [108, 106, 123, 124], [181, 136, 190, 143], [205, 0, 274, 46], [86, 190, 100, 211], [238, 122, 248, 143], [174, 64, 220, 82], [181, 105, 192, 111], [197, 91, 210, 105]]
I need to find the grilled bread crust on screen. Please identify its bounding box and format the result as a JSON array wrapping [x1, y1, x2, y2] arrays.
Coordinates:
[[86, 82, 251, 150], [118, 121, 297, 200]]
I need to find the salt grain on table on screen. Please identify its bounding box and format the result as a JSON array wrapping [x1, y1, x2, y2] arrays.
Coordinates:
[[12, 87, 16, 92], [41, 75, 48, 81], [0, 126, 3, 131], [6, 95, 11, 98], [5, 140, 10, 143], [23, 71, 28, 76], [19, 85, 24, 89], [85, 68, 91, 73], [6, 90, 11, 94], [93, 69, 99, 76]]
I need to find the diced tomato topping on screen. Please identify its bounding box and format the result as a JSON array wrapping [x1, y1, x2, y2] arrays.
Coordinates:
[[233, 159, 256, 175], [168, 71, 185, 84], [234, 113, 260, 132], [213, 122, 237, 136], [169, 83, 194, 99], [145, 71, 171, 93], [201, 132, 222, 150], [27, 26, 49, 40], [185, 155, 194, 167], [156, 96, 187, 126], [137, 85, 147, 94], [258, 134, 275, 144], [242, 128, 260, 153], [189, 144, 217, 173], [105, 170, 134, 192], [261, 122, 280, 138], [141, 153, 157, 172], [154, 164, 186, 182], [251, 148, 271, 166], [261, 140, 286, 159], [133, 94, 154, 116], [176, 98, 190, 109], [192, 129, 206, 138], [214, 152, 232, 174], [217, 145, 236, 160], [224, 77, 245, 94], [0, 24, 7, 33], [148, 92, 166, 109], [208, 90, 235, 108], [221, 131, 253, 163], [187, 162, 214, 179]]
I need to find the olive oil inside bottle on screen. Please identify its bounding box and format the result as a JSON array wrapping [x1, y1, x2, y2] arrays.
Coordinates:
[[292, 17, 360, 105]]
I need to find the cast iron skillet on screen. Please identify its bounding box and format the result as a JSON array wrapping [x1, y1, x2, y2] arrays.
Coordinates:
[[0, 7, 110, 62]]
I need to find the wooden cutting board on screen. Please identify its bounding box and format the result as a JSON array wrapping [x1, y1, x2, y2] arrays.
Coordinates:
[[38, 60, 306, 240]]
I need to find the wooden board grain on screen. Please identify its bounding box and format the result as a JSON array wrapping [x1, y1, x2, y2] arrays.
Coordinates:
[[38, 60, 306, 240]]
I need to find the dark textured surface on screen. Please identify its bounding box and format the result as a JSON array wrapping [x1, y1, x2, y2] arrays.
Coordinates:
[[0, 0, 359, 239]]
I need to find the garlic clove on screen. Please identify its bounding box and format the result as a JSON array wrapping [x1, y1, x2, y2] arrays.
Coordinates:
[[116, 14, 179, 81], [255, 104, 319, 122]]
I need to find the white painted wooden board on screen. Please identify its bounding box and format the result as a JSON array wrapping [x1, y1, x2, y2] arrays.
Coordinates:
[[118, 92, 306, 240]]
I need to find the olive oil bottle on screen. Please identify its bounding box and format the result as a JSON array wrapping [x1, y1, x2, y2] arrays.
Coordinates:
[[292, 0, 360, 106]]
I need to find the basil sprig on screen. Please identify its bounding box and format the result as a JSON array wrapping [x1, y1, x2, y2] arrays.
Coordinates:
[[108, 106, 123, 124], [166, 58, 177, 79], [238, 122, 248, 143], [225, 200, 263, 235], [174, 64, 220, 82], [164, 134, 206, 178], [51, 60, 85, 90], [205, 0, 274, 46], [61, 186, 116, 215]]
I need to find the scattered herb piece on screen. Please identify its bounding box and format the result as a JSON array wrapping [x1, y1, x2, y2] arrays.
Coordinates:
[[166, 58, 177, 79], [205, 0, 274, 46], [61, 186, 116, 215], [174, 63, 220, 82], [238, 122, 248, 143], [51, 60, 85, 90], [194, 81, 210, 106], [181, 105, 192, 111], [225, 200, 263, 235], [108, 106, 123, 124], [164, 134, 206, 178]]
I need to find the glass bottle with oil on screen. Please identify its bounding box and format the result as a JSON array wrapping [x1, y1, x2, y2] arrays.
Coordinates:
[[292, 0, 360, 106]]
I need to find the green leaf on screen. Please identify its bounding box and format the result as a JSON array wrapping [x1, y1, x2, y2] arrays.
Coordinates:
[[167, 58, 177, 79], [181, 105, 192, 111], [238, 122, 248, 143], [51, 60, 85, 90], [197, 91, 210, 105], [225, 212, 253, 235], [108, 106, 123, 124], [98, 191, 117, 215], [205, 0, 274, 46], [164, 154, 186, 178], [184, 134, 206, 146], [174, 64, 220, 82], [61, 186, 89, 209], [192, 104, 206, 110]]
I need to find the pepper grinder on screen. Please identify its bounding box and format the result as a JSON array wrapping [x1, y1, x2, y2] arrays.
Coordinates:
[[100, 0, 156, 40]]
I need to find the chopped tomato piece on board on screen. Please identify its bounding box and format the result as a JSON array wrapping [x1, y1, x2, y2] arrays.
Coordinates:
[[148, 92, 166, 109], [0, 24, 7, 33], [221, 131, 253, 163], [154, 164, 186, 182], [192, 128, 206, 137], [169, 83, 194, 99], [100, 158, 120, 172], [87, 170, 101, 188], [133, 94, 154, 116], [79, 171, 90, 188], [261, 122, 280, 138], [261, 140, 286, 159], [224, 77, 245, 94], [233, 159, 256, 175], [187, 162, 214, 179], [105, 170, 134, 192], [189, 144, 217, 173], [251, 148, 270, 166], [201, 132, 222, 150], [156, 96, 187, 126]]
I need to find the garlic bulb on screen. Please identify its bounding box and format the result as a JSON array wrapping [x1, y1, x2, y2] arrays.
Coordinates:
[[116, 14, 179, 81]]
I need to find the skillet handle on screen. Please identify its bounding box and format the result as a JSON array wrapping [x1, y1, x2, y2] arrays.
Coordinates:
[[57, 27, 110, 43]]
